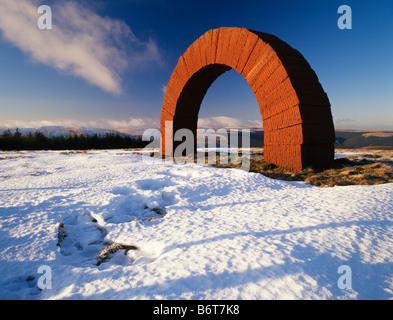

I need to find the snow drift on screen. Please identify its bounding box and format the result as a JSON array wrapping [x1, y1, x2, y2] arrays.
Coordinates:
[[0, 150, 392, 299]]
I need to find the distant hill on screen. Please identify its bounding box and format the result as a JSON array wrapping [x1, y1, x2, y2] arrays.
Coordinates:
[[197, 129, 393, 149], [247, 130, 393, 149], [0, 126, 142, 138], [334, 130, 393, 150], [245, 130, 393, 149], [1, 127, 393, 150]]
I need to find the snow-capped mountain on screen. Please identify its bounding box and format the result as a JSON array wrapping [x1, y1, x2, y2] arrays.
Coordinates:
[[0, 126, 146, 138]]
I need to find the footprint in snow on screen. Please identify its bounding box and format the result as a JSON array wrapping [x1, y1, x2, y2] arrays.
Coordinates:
[[56, 212, 159, 267], [55, 182, 177, 267], [56, 213, 106, 263], [105, 183, 178, 223], [135, 178, 174, 191], [102, 192, 167, 223]]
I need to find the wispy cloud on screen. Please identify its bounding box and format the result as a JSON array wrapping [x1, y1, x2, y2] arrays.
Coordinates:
[[198, 116, 262, 129], [0, 116, 261, 130], [335, 118, 356, 123], [103, 117, 160, 129], [0, 0, 162, 95], [0, 117, 160, 130]]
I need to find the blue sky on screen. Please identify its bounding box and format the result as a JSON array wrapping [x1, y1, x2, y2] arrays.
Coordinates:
[[0, 0, 392, 130]]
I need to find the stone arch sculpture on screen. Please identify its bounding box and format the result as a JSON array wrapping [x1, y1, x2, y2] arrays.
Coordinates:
[[160, 27, 335, 172]]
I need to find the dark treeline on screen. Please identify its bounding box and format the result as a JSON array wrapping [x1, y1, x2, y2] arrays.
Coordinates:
[[0, 129, 149, 150]]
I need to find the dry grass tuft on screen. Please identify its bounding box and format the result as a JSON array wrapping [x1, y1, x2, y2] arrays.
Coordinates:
[[56, 222, 67, 246], [213, 149, 393, 187], [59, 150, 88, 155], [96, 242, 139, 266]]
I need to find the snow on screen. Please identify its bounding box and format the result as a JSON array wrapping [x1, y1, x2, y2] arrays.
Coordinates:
[[334, 151, 372, 158], [0, 150, 392, 300]]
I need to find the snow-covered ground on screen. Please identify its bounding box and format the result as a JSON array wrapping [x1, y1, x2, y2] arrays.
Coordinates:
[[0, 150, 392, 300]]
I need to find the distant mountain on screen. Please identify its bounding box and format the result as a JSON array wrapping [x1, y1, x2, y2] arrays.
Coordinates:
[[0, 126, 141, 138], [246, 130, 393, 149], [334, 130, 393, 149], [199, 129, 393, 149], [2, 127, 393, 149], [245, 130, 393, 149]]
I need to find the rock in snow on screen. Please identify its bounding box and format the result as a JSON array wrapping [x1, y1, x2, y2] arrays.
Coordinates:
[[0, 150, 392, 299]]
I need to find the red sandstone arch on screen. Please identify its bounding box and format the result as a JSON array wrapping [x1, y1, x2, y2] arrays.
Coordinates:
[[160, 27, 335, 172]]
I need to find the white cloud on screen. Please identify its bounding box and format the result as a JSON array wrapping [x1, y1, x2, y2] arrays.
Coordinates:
[[104, 117, 160, 129], [198, 116, 262, 129], [0, 0, 162, 95], [0, 117, 160, 130], [0, 116, 261, 131]]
